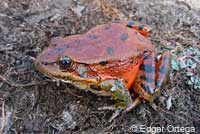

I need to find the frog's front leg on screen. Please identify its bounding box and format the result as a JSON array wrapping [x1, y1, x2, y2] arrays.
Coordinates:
[[126, 51, 171, 111], [99, 79, 133, 122], [100, 79, 132, 109]]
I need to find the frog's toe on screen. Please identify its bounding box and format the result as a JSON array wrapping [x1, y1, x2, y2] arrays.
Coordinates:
[[125, 97, 142, 112], [108, 97, 142, 122], [108, 109, 123, 123]]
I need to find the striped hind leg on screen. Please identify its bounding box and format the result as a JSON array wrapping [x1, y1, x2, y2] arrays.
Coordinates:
[[126, 52, 157, 111], [133, 52, 157, 101], [125, 52, 170, 111]]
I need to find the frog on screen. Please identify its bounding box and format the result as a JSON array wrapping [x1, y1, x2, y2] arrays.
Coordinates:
[[35, 21, 170, 116]]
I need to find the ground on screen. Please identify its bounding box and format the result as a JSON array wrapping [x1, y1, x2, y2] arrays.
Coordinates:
[[0, 0, 199, 133]]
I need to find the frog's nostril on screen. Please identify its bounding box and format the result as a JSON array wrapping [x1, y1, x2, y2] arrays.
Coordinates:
[[58, 56, 73, 70], [41, 61, 56, 65]]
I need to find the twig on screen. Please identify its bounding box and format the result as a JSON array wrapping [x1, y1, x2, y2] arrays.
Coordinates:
[[0, 46, 14, 52], [0, 101, 5, 133], [178, 55, 200, 64], [61, 87, 83, 98], [0, 75, 47, 88], [159, 108, 189, 123]]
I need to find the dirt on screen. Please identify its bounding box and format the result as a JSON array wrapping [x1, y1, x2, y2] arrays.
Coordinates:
[[0, 0, 199, 133]]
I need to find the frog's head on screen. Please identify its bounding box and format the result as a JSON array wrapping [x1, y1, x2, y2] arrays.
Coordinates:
[[35, 43, 115, 96], [35, 42, 99, 86]]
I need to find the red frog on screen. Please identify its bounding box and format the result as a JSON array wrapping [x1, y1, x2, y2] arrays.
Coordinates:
[[36, 21, 170, 116]]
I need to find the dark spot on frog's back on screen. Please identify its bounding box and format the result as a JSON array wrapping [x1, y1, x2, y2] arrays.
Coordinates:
[[120, 33, 129, 41], [73, 47, 81, 52], [127, 21, 135, 26], [74, 39, 81, 44], [53, 47, 65, 54], [104, 25, 111, 30], [64, 43, 70, 48], [48, 49, 59, 55], [99, 60, 108, 66], [56, 48, 64, 52], [51, 43, 57, 47], [106, 47, 114, 56], [88, 34, 99, 39]]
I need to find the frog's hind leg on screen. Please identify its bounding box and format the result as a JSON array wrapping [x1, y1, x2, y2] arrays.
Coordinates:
[[126, 52, 171, 112], [133, 52, 171, 101], [126, 21, 151, 37], [135, 52, 157, 99], [126, 52, 157, 111]]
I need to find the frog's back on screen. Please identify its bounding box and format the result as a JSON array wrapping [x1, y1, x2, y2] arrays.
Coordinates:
[[40, 22, 154, 64]]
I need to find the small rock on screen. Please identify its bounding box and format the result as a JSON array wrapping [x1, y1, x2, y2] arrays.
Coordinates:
[[62, 111, 76, 129], [166, 95, 172, 110], [71, 5, 86, 17]]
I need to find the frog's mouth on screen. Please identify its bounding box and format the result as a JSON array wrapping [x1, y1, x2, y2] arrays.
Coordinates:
[[35, 58, 113, 95], [35, 58, 97, 83]]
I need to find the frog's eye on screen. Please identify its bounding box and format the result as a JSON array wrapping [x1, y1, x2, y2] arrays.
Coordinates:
[[58, 56, 73, 70]]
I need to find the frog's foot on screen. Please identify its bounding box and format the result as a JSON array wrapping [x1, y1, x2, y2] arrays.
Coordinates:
[[105, 98, 141, 122], [126, 21, 151, 37]]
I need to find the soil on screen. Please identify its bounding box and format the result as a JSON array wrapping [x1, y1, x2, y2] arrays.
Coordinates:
[[0, 0, 199, 133]]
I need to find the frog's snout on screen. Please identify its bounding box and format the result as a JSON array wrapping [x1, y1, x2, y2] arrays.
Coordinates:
[[41, 61, 56, 65]]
